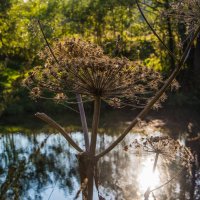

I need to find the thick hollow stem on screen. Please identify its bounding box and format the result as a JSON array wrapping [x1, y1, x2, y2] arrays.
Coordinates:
[[87, 97, 101, 200], [90, 97, 101, 155], [76, 94, 90, 152], [87, 162, 95, 200]]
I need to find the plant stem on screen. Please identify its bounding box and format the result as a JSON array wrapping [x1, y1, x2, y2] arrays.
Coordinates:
[[38, 20, 59, 64], [153, 153, 159, 173], [136, 0, 176, 59], [35, 112, 83, 152], [88, 96, 101, 200], [90, 97, 101, 155], [87, 164, 95, 200], [150, 169, 183, 193], [76, 94, 90, 152]]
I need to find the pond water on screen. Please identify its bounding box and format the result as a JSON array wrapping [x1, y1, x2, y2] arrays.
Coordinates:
[[0, 110, 199, 200]]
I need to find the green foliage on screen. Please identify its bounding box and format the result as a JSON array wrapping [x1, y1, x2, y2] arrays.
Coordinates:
[[144, 54, 162, 71], [0, 0, 199, 116]]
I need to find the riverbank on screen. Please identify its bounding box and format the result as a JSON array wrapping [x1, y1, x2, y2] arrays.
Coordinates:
[[1, 105, 200, 139]]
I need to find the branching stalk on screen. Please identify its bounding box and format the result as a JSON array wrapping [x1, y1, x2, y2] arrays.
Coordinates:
[[37, 20, 59, 64], [153, 153, 159, 173], [87, 96, 101, 200], [135, 0, 176, 59], [76, 94, 90, 151], [35, 112, 83, 152], [90, 97, 101, 155], [96, 25, 200, 159]]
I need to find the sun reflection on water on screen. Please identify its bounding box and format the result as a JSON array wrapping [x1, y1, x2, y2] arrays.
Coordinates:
[[138, 157, 161, 195], [0, 131, 195, 200]]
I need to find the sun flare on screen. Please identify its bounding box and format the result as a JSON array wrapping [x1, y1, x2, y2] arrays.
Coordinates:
[[138, 158, 160, 192]]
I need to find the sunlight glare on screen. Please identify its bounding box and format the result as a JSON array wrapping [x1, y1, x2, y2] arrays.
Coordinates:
[[138, 158, 160, 192]]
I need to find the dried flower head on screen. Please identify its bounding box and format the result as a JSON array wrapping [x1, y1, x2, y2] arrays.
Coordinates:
[[24, 38, 164, 108], [124, 136, 193, 168], [171, 79, 180, 91], [30, 87, 41, 99], [54, 93, 68, 103], [167, 0, 200, 33]]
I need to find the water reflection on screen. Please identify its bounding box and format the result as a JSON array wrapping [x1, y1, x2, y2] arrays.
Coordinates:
[[0, 130, 199, 200], [138, 157, 160, 192]]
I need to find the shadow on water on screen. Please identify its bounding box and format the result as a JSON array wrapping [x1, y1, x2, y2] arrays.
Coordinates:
[[0, 108, 199, 199]]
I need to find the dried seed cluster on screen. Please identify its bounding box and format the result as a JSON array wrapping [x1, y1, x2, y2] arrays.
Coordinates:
[[24, 38, 164, 108], [124, 136, 193, 168]]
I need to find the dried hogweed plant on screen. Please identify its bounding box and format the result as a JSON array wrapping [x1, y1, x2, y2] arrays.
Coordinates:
[[125, 136, 194, 168], [23, 37, 165, 200], [124, 136, 194, 199], [22, 0, 200, 197], [24, 38, 164, 109]]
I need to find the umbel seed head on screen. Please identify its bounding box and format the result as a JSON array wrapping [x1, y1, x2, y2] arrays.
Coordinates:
[[125, 136, 194, 169], [24, 38, 164, 108]]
